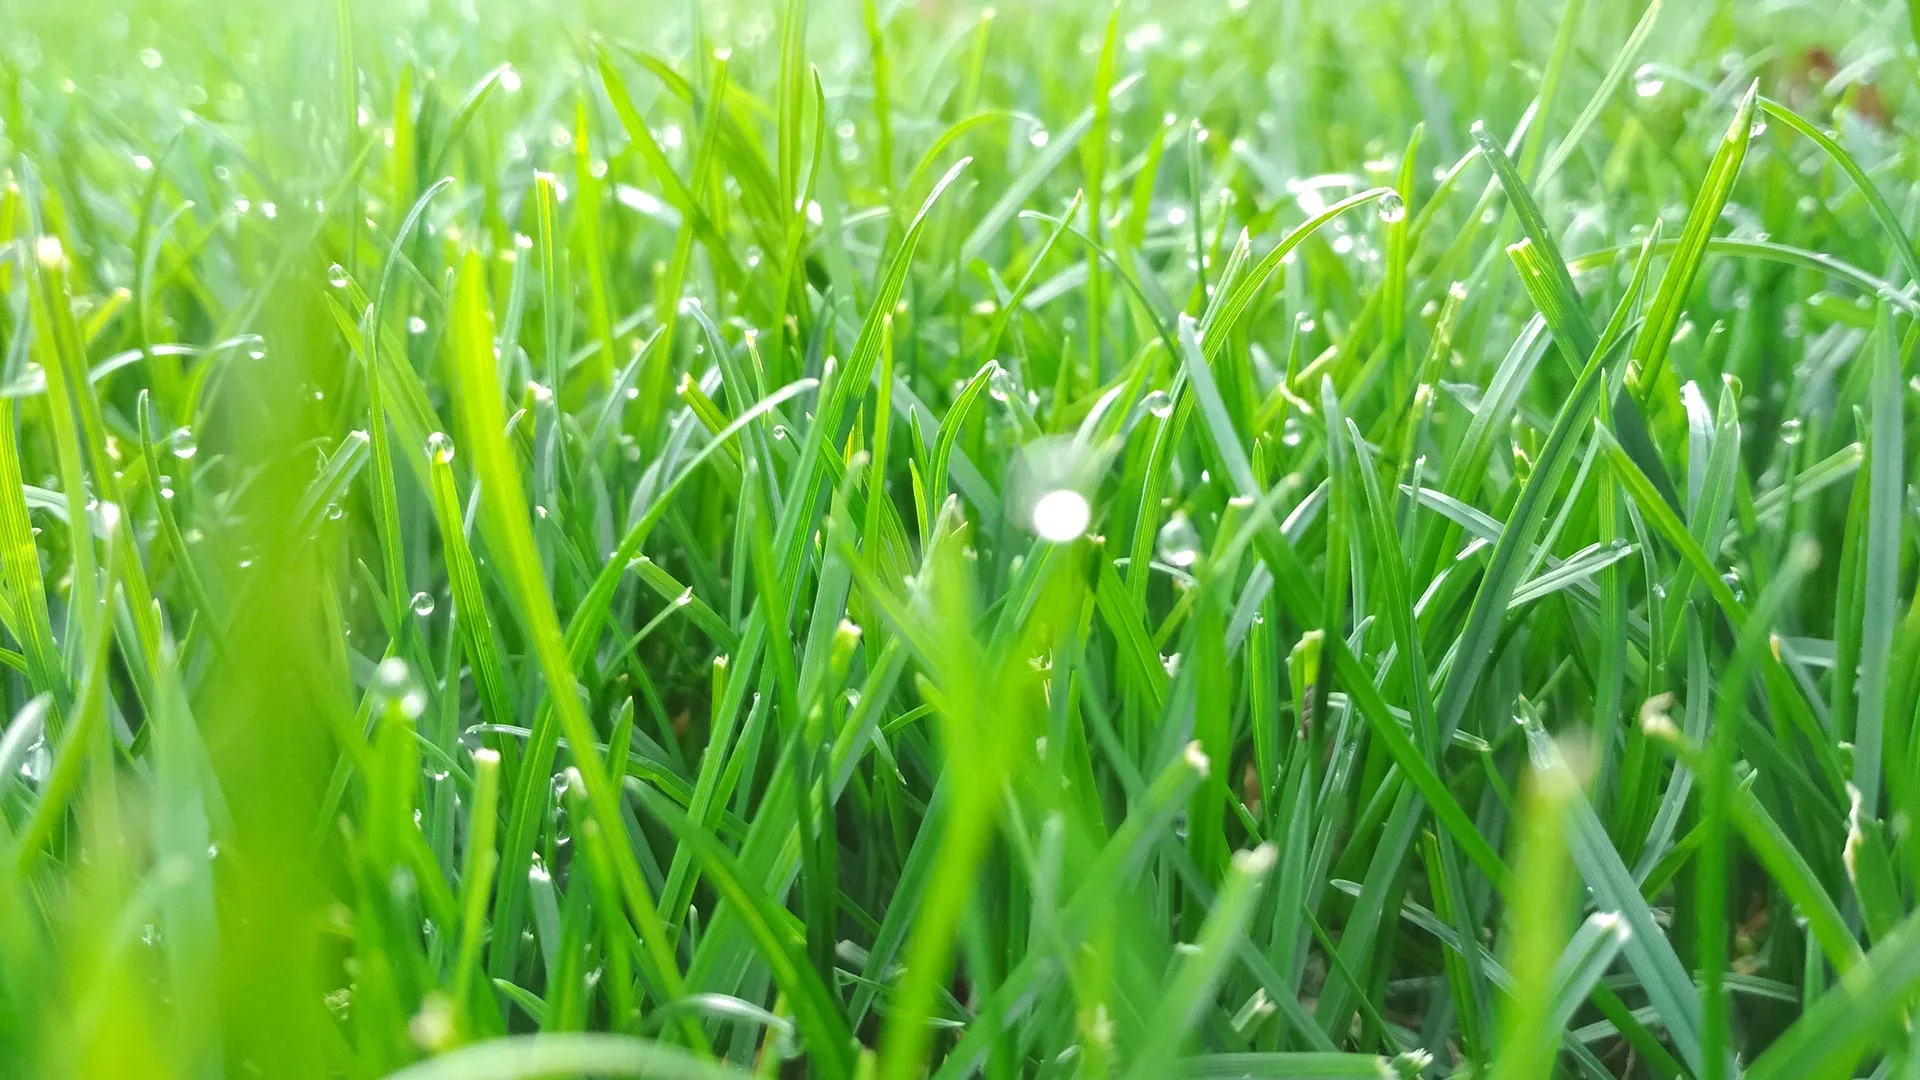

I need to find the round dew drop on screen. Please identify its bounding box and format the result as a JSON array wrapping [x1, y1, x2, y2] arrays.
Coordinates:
[[411, 591, 436, 617], [1031, 489, 1091, 543], [425, 431, 455, 464], [1376, 191, 1405, 223], [1157, 512, 1202, 568]]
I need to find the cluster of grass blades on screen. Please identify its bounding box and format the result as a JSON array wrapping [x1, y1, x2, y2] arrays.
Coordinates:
[[3, 0, 1919, 1075]]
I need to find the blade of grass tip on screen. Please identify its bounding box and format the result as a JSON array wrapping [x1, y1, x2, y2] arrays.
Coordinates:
[[1176, 314, 1255, 496], [1125, 845, 1278, 1080], [423, 64, 510, 190], [1756, 96, 1920, 288], [1852, 306, 1904, 816], [378, 1033, 750, 1080], [1538, 0, 1663, 184], [444, 250, 706, 1055], [1542, 913, 1635, 1045], [1483, 129, 1682, 517], [1200, 187, 1396, 355], [1487, 753, 1577, 1080], [928, 359, 997, 521], [1469, 124, 1591, 364], [1629, 81, 1757, 395]]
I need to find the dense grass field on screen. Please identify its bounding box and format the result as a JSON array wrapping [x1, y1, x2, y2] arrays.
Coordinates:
[[3, 0, 1920, 1075]]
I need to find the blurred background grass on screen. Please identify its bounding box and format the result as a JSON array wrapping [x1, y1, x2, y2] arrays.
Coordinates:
[[2, 0, 1917, 1076]]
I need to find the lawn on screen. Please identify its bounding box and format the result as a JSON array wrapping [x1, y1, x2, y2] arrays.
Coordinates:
[[2, 0, 1918, 1076]]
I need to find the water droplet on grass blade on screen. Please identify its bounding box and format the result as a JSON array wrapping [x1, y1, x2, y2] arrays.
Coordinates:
[[1031, 489, 1090, 543], [1158, 513, 1202, 567], [1376, 191, 1405, 222], [411, 592, 436, 617], [425, 431, 455, 464], [988, 363, 1017, 403]]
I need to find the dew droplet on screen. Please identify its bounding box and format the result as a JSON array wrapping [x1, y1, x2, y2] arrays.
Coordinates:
[[373, 657, 426, 719], [1157, 513, 1202, 568], [169, 427, 198, 459], [425, 431, 455, 464], [411, 591, 436, 617], [1633, 64, 1665, 98], [407, 316, 428, 334], [1376, 191, 1406, 223], [988, 364, 1017, 403], [1780, 418, 1803, 447], [327, 263, 349, 288], [1143, 389, 1174, 418], [1031, 489, 1091, 543]]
